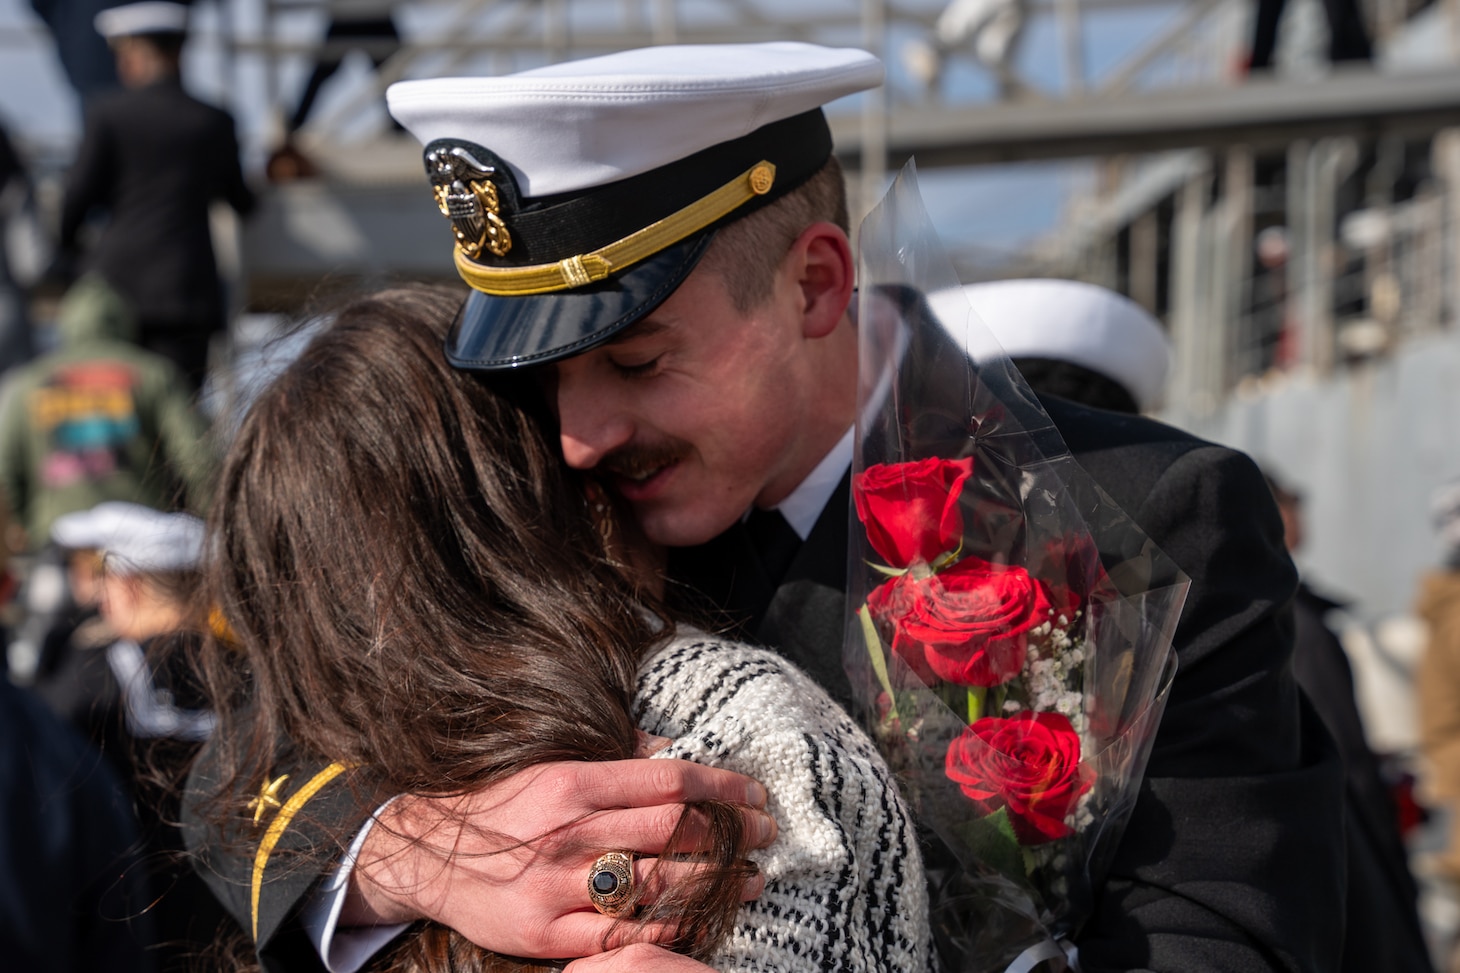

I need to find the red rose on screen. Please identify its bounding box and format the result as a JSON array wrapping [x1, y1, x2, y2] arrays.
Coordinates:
[[865, 573, 939, 685], [867, 556, 1054, 687], [945, 711, 1092, 844], [853, 457, 974, 569]]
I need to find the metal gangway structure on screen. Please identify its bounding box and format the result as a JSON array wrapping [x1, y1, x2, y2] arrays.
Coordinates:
[[14, 0, 1441, 323]]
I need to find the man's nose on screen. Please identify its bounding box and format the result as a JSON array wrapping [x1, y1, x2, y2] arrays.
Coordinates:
[[556, 374, 633, 470]]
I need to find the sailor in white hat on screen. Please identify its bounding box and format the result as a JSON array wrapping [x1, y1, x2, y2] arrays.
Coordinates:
[[52, 0, 253, 385], [51, 500, 203, 576], [93, 1, 189, 40], [50, 501, 212, 741], [959, 278, 1173, 413]]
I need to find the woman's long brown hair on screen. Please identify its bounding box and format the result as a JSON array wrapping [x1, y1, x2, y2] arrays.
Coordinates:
[[195, 286, 749, 971]]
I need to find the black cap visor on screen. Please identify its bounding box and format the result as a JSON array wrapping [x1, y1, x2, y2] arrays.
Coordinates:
[[445, 231, 714, 371]]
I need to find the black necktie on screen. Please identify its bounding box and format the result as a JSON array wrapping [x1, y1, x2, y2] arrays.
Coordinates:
[[744, 507, 802, 584]]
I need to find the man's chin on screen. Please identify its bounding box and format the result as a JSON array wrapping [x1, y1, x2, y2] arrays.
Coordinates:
[[635, 506, 740, 549]]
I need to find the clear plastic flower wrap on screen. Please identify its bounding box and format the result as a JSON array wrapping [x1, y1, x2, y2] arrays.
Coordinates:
[[846, 163, 1190, 972]]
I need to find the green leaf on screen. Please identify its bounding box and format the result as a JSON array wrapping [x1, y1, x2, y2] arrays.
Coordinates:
[[931, 543, 964, 571], [951, 806, 1027, 882]]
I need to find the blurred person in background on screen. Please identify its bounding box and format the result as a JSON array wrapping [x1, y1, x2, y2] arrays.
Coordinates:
[[959, 277, 1171, 415], [1267, 475, 1431, 973], [1247, 0, 1371, 73], [0, 676, 151, 971], [964, 278, 1429, 971], [1417, 480, 1460, 970], [0, 119, 35, 376], [0, 274, 211, 685], [900, 0, 1028, 101], [35, 500, 231, 971], [52, 0, 255, 386], [27, 537, 109, 736], [41, 501, 215, 756], [0, 274, 210, 551]]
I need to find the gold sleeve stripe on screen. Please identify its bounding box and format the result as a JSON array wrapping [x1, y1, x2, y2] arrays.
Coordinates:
[[453, 161, 777, 297], [251, 761, 350, 942]]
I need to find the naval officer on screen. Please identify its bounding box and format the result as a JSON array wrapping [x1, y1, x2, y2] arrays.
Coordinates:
[[187, 43, 1345, 973], [56, 1, 255, 386]]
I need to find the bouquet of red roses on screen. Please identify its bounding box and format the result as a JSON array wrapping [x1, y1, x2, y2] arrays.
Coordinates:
[[846, 166, 1189, 972]]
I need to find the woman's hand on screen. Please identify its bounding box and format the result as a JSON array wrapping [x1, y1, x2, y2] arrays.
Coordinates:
[[343, 758, 774, 958]]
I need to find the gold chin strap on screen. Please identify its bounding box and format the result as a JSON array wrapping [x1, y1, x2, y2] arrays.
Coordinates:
[[454, 161, 777, 297]]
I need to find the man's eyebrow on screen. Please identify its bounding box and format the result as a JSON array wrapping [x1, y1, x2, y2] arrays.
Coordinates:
[[603, 320, 671, 346]]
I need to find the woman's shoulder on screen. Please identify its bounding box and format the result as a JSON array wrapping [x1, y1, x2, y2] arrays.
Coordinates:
[[639, 631, 798, 680], [638, 635, 933, 972]]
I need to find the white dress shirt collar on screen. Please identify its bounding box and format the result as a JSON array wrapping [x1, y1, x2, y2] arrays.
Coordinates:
[[766, 425, 855, 541]]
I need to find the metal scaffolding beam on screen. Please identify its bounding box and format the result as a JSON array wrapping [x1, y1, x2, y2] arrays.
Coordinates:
[[831, 68, 1460, 166]]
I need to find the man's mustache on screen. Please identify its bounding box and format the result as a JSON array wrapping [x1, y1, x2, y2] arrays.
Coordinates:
[[599, 442, 691, 481]]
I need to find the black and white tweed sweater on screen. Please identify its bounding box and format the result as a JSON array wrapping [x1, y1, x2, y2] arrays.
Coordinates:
[[635, 634, 933, 973]]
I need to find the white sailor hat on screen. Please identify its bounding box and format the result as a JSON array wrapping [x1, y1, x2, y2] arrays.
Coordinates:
[[95, 1, 189, 39], [387, 43, 883, 370], [959, 279, 1172, 412], [52, 502, 204, 574]]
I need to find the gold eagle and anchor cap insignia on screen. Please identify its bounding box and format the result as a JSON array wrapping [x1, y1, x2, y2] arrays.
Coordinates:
[[427, 145, 512, 260], [387, 43, 883, 372]]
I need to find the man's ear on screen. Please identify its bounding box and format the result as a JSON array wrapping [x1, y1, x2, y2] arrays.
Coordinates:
[[788, 222, 854, 339]]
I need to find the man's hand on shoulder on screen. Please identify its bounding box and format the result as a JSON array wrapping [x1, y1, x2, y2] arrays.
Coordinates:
[[343, 758, 774, 959]]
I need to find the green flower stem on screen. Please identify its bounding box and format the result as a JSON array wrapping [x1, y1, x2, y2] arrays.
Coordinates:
[[858, 606, 900, 722], [967, 686, 986, 723]]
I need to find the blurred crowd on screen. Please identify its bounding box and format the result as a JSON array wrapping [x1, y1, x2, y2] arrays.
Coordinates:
[[1, 5, 248, 968]]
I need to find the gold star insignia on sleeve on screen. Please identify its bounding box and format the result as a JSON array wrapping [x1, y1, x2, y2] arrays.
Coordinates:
[[247, 774, 290, 827]]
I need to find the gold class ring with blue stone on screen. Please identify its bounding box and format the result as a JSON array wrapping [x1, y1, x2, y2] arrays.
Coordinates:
[[587, 851, 636, 916]]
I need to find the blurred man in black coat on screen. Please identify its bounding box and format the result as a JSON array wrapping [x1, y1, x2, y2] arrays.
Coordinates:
[[56, 2, 254, 386], [967, 277, 1427, 972], [969, 278, 1427, 971], [1, 677, 150, 971], [1267, 476, 1432, 973]]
